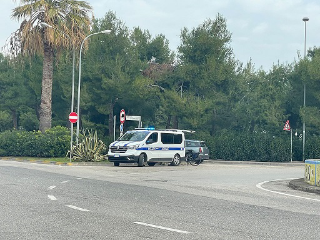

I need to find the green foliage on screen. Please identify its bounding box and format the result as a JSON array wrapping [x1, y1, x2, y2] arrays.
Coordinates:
[[20, 111, 39, 131], [71, 129, 106, 162], [211, 131, 290, 162], [2, 12, 320, 162], [0, 111, 13, 131], [0, 126, 70, 157], [207, 130, 320, 162]]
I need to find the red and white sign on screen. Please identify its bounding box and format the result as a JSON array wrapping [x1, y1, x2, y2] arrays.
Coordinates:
[[69, 112, 78, 123], [283, 120, 291, 131], [120, 109, 126, 124]]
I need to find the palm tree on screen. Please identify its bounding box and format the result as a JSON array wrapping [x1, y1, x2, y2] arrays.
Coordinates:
[[10, 0, 92, 132]]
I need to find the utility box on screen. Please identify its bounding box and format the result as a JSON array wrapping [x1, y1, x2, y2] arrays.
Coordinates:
[[305, 160, 320, 186]]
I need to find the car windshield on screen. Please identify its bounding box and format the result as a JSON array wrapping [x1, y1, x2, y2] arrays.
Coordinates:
[[118, 131, 150, 141], [186, 141, 201, 147]]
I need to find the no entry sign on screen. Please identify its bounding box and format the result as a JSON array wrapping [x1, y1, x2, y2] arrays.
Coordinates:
[[69, 112, 78, 123], [120, 109, 126, 124]]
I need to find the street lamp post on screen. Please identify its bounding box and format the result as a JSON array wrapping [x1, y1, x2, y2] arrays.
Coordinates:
[[40, 22, 75, 162], [76, 30, 112, 144], [302, 17, 309, 161]]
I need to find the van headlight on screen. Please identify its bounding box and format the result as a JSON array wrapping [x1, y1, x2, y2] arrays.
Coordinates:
[[128, 145, 139, 150]]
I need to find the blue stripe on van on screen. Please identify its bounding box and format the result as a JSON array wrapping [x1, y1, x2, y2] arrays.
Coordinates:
[[136, 147, 184, 151], [112, 141, 119, 146], [124, 142, 135, 146], [136, 147, 148, 151]]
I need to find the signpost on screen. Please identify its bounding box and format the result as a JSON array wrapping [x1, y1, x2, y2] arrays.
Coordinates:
[[69, 112, 78, 162], [120, 109, 125, 124], [283, 120, 292, 162], [120, 109, 125, 136]]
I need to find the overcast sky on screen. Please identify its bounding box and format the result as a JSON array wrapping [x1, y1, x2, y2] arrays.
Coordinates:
[[1, 0, 319, 71]]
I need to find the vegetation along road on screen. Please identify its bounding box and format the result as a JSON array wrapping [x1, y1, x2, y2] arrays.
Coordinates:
[[0, 160, 319, 239]]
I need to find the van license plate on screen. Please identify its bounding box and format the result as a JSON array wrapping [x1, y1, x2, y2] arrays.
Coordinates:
[[114, 154, 120, 157]]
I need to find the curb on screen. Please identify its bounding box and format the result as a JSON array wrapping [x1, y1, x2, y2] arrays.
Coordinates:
[[288, 178, 320, 195], [1, 158, 305, 167], [203, 160, 305, 167], [0, 157, 111, 166]]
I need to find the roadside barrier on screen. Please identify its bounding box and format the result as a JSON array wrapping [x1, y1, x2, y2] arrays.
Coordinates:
[[305, 160, 320, 186]]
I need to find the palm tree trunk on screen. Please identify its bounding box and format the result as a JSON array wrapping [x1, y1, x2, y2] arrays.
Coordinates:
[[39, 42, 54, 133]]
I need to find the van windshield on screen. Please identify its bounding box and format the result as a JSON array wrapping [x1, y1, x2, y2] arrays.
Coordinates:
[[118, 131, 150, 141]]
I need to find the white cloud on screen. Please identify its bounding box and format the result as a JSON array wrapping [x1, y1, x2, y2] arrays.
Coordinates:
[[252, 22, 268, 34]]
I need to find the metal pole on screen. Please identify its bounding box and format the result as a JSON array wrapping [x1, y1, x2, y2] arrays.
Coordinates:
[[70, 45, 75, 162], [291, 129, 293, 163], [76, 30, 111, 145], [302, 17, 309, 161], [76, 36, 86, 145], [113, 115, 116, 141]]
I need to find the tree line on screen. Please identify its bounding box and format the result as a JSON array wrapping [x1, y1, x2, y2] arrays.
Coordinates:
[[1, 3, 320, 161]]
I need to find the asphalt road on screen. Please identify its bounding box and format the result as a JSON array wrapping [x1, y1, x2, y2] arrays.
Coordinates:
[[0, 160, 319, 240]]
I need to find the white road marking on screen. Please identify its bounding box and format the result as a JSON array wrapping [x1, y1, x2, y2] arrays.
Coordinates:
[[48, 186, 56, 190], [48, 195, 57, 201], [66, 205, 90, 212], [76, 178, 82, 180], [61, 180, 69, 184], [256, 178, 320, 202], [134, 222, 191, 234]]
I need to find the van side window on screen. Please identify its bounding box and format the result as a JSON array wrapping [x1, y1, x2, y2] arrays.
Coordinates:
[[161, 133, 182, 144], [174, 134, 182, 144], [146, 133, 158, 144]]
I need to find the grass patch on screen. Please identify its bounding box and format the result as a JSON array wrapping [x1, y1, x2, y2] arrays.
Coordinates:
[[7, 157, 70, 162], [1, 156, 110, 163]]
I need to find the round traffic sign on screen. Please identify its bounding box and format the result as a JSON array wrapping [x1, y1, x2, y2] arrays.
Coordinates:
[[69, 112, 78, 123], [120, 109, 125, 124]]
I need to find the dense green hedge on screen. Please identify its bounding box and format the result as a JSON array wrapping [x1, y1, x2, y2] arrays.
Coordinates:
[[0, 126, 70, 157], [0, 126, 319, 162], [207, 130, 320, 162]]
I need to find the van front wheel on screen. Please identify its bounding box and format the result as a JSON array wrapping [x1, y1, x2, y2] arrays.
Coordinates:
[[171, 154, 181, 166], [138, 153, 146, 167]]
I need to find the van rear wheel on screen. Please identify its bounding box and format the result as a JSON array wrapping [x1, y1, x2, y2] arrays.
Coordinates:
[[138, 153, 146, 167], [147, 162, 156, 166], [171, 154, 181, 166]]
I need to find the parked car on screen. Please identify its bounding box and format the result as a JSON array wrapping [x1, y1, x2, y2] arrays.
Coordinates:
[[185, 140, 210, 160]]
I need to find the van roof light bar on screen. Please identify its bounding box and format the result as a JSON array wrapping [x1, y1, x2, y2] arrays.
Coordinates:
[[135, 127, 155, 130], [157, 129, 195, 133]]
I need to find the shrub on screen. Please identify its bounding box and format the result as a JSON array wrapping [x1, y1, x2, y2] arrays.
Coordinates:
[[211, 130, 293, 162], [0, 126, 70, 157], [70, 129, 106, 162]]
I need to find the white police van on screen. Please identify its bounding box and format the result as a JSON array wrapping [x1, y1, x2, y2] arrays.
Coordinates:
[[108, 128, 191, 167]]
